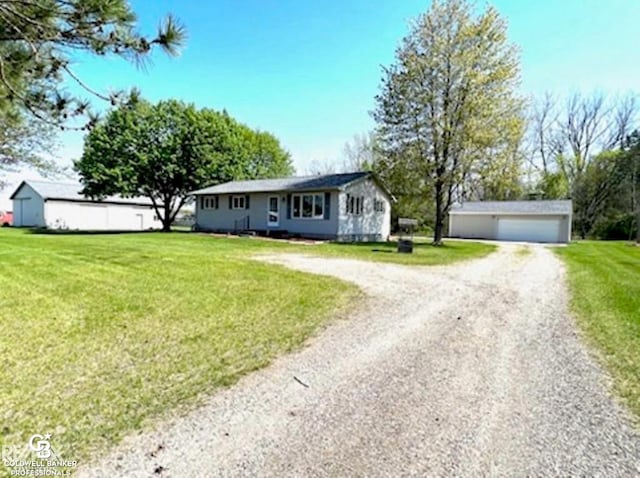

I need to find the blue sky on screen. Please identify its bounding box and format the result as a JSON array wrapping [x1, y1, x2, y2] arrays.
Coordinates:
[[2, 0, 640, 208]]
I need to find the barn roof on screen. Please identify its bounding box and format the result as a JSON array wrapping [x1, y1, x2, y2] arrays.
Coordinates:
[[190, 172, 392, 198], [10, 180, 154, 206], [449, 200, 573, 215]]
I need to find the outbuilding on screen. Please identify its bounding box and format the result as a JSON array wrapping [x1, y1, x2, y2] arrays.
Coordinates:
[[448, 200, 573, 243], [10, 180, 162, 231]]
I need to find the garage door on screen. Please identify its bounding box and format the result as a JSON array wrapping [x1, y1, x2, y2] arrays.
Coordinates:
[[497, 218, 560, 243]]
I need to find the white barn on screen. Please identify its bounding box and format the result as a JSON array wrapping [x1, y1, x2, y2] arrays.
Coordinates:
[[10, 180, 162, 231]]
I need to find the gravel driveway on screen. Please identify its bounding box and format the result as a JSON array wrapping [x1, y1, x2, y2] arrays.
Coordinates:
[[78, 244, 639, 477]]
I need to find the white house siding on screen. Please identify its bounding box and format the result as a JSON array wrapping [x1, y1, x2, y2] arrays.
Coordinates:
[[12, 183, 45, 227], [449, 213, 571, 243], [44, 200, 161, 231], [337, 178, 391, 242]]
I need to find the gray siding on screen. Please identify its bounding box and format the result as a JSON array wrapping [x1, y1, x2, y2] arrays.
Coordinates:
[[196, 191, 339, 238]]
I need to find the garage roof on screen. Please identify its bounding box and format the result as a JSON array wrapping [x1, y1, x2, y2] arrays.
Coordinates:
[[10, 180, 154, 206], [450, 200, 572, 215]]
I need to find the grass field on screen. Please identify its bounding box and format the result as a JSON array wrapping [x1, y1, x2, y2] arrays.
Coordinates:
[[555, 241, 640, 418], [0, 229, 493, 472], [304, 237, 496, 265]]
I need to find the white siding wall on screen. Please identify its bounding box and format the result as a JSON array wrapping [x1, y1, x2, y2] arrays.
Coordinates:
[[338, 178, 391, 241], [12, 183, 45, 227], [44, 200, 162, 231]]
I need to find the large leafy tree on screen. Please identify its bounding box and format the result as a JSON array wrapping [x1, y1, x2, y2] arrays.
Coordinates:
[[373, 0, 524, 244], [76, 100, 293, 232]]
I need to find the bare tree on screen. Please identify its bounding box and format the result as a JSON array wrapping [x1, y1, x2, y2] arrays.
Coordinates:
[[304, 158, 340, 176], [605, 94, 637, 150], [528, 91, 638, 192], [529, 92, 560, 174], [342, 133, 378, 172]]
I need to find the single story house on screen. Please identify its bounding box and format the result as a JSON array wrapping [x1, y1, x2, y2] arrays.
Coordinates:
[[10, 180, 163, 231], [190, 172, 392, 241], [448, 200, 573, 243]]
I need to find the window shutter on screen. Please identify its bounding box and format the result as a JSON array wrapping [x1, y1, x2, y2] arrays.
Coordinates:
[[229, 196, 232, 209], [200, 197, 204, 210], [245, 195, 250, 209], [215, 196, 219, 209], [324, 192, 330, 219], [286, 194, 291, 219]]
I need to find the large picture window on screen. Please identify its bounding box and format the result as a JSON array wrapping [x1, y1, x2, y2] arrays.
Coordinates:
[[292, 193, 324, 219]]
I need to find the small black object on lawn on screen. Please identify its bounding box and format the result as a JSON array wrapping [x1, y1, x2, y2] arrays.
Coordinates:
[[397, 218, 418, 253]]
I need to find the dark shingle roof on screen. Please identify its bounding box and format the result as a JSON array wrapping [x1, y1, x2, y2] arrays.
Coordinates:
[[190, 172, 371, 195], [10, 180, 154, 206], [450, 200, 572, 215]]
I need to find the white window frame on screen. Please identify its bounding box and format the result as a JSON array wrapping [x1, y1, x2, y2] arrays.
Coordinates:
[[374, 198, 385, 213], [201, 196, 218, 210], [232, 195, 246, 210], [292, 193, 324, 219], [346, 193, 364, 216]]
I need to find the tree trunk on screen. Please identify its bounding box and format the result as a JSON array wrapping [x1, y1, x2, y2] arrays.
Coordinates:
[[162, 200, 172, 232], [433, 181, 445, 246], [636, 207, 640, 244]]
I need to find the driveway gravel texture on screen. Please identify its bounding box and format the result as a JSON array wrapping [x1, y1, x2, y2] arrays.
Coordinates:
[[78, 244, 640, 477]]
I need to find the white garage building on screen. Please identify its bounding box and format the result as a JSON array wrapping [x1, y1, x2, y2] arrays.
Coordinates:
[[448, 200, 573, 243], [10, 180, 162, 231]]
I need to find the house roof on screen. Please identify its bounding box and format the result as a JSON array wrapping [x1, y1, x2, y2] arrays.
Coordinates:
[[449, 200, 573, 215], [190, 172, 384, 196], [10, 180, 154, 206]]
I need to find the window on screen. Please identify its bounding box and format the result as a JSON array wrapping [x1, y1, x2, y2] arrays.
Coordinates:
[[374, 199, 385, 213], [201, 196, 218, 210], [346, 194, 364, 215], [232, 195, 246, 209], [292, 193, 324, 219]]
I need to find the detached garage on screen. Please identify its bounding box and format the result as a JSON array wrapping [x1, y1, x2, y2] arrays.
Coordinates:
[[448, 200, 573, 243], [10, 180, 162, 231]]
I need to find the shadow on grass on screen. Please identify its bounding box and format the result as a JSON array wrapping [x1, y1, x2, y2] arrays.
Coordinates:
[[24, 228, 191, 236]]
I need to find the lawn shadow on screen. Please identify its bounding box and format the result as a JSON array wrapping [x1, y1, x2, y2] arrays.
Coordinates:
[[24, 228, 191, 236]]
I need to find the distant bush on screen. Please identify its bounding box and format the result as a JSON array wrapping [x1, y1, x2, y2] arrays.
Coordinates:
[[591, 213, 638, 240]]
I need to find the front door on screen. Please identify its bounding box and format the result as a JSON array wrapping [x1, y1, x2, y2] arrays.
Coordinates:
[[268, 196, 279, 227]]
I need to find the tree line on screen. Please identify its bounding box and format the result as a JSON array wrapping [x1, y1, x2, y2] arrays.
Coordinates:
[[2, 0, 637, 241], [341, 0, 639, 244]]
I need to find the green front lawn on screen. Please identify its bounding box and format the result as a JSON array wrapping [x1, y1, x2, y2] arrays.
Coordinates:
[[555, 242, 640, 418], [0, 229, 492, 472], [310, 238, 496, 265]]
